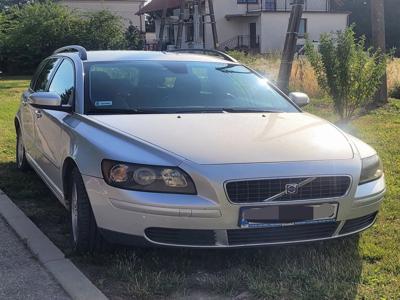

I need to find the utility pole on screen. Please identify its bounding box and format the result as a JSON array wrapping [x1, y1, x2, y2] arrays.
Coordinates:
[[371, 0, 388, 104], [277, 0, 304, 94]]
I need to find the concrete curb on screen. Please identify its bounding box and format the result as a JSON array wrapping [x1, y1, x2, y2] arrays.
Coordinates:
[[0, 189, 108, 300]]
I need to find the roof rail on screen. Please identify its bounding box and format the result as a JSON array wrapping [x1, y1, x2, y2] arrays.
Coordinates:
[[168, 49, 238, 63], [53, 45, 88, 60]]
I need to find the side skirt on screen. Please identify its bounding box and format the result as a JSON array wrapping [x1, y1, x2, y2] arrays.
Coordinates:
[[26, 153, 68, 209]]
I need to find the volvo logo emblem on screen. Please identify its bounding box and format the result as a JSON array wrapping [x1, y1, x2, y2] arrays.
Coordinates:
[[285, 184, 299, 195], [262, 177, 317, 202]]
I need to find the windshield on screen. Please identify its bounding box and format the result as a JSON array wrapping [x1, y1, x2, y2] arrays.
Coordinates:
[[85, 61, 299, 114]]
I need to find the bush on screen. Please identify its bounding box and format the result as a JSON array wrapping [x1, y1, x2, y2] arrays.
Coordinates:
[[389, 82, 400, 99], [125, 22, 144, 50], [306, 27, 387, 122], [0, 1, 143, 74], [78, 10, 126, 51], [1, 2, 83, 73], [0, 12, 5, 46]]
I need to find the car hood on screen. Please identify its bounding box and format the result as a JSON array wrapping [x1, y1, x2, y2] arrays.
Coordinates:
[[88, 113, 354, 165]]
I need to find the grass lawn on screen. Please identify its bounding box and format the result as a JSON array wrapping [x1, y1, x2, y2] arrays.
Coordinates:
[[0, 76, 399, 299]]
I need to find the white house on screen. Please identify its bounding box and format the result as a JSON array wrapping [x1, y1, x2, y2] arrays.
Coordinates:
[[61, 0, 146, 29], [137, 0, 349, 53]]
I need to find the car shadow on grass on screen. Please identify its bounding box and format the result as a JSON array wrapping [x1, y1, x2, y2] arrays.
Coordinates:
[[0, 161, 364, 299], [0, 161, 71, 251]]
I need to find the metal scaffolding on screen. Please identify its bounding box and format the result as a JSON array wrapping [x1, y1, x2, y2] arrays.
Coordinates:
[[157, 0, 218, 50]]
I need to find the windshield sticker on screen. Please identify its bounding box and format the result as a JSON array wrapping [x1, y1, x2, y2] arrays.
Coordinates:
[[95, 101, 113, 107]]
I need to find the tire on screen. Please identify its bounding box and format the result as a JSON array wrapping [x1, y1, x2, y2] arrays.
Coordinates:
[[70, 167, 104, 253], [16, 129, 30, 171]]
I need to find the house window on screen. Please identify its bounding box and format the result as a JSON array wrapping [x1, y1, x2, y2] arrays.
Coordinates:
[[237, 0, 258, 4], [298, 18, 307, 38], [264, 0, 276, 11]]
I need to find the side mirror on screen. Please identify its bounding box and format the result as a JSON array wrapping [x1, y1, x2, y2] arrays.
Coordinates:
[[28, 92, 61, 108], [289, 92, 310, 107]]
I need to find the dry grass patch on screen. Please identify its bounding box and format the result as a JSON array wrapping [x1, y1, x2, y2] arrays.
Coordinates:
[[229, 51, 400, 100]]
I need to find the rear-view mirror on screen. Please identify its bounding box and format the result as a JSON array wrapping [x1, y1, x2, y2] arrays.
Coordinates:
[[28, 92, 62, 108], [289, 92, 310, 107]]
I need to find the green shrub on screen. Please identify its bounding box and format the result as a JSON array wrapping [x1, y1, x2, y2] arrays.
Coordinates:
[[389, 81, 400, 99], [0, 12, 5, 46], [306, 27, 387, 122], [1, 1, 83, 74], [78, 10, 126, 51], [125, 22, 144, 50], [0, 1, 142, 74]]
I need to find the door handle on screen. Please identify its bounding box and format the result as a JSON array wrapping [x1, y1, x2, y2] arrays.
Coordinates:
[[34, 110, 42, 119]]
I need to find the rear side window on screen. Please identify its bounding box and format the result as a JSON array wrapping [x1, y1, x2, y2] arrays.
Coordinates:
[[33, 58, 60, 92], [48, 60, 75, 105]]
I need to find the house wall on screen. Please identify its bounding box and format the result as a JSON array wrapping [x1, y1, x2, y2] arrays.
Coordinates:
[[259, 12, 348, 53], [145, 0, 347, 53], [61, 0, 146, 29], [205, 0, 339, 52], [204, 0, 260, 49]]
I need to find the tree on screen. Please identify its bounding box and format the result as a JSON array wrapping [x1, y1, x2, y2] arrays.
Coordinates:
[[306, 27, 387, 122], [0, 1, 83, 73], [78, 10, 126, 50], [124, 22, 144, 50], [0, 2, 134, 74], [370, 0, 387, 104], [332, 0, 400, 56]]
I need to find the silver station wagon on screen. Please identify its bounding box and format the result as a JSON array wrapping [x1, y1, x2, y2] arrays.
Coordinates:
[[15, 46, 385, 252]]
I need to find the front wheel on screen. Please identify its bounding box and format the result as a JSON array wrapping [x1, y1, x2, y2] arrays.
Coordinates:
[[16, 129, 30, 171], [70, 167, 104, 253]]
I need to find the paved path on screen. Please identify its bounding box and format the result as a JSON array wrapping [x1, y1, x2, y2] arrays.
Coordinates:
[[0, 215, 70, 300]]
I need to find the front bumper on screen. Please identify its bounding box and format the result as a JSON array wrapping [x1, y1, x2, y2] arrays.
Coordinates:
[[83, 172, 385, 248]]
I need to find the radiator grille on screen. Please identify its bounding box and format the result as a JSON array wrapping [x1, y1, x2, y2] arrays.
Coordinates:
[[145, 228, 215, 246], [340, 212, 377, 235], [227, 222, 338, 245], [226, 176, 351, 203]]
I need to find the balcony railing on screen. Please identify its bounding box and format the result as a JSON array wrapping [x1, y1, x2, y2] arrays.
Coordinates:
[[218, 35, 261, 53], [247, 0, 331, 13]]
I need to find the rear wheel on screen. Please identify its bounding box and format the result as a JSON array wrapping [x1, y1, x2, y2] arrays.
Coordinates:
[[16, 129, 30, 171], [70, 167, 104, 253]]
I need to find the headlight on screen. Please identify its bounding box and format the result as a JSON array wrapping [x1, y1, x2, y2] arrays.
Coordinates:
[[359, 154, 383, 185], [101, 160, 197, 194]]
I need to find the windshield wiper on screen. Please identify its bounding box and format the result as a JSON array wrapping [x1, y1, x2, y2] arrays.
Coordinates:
[[89, 108, 170, 115], [221, 108, 283, 113], [163, 108, 283, 114], [173, 108, 226, 114]]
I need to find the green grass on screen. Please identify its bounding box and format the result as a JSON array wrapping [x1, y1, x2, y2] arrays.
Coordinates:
[[1, 77, 399, 299]]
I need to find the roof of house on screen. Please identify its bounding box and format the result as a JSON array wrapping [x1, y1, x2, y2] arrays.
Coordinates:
[[136, 0, 181, 15]]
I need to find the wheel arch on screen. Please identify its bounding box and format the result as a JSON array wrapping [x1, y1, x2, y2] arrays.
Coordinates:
[[62, 157, 79, 209], [15, 116, 21, 133]]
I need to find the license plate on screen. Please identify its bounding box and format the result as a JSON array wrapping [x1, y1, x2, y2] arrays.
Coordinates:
[[239, 203, 338, 228]]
